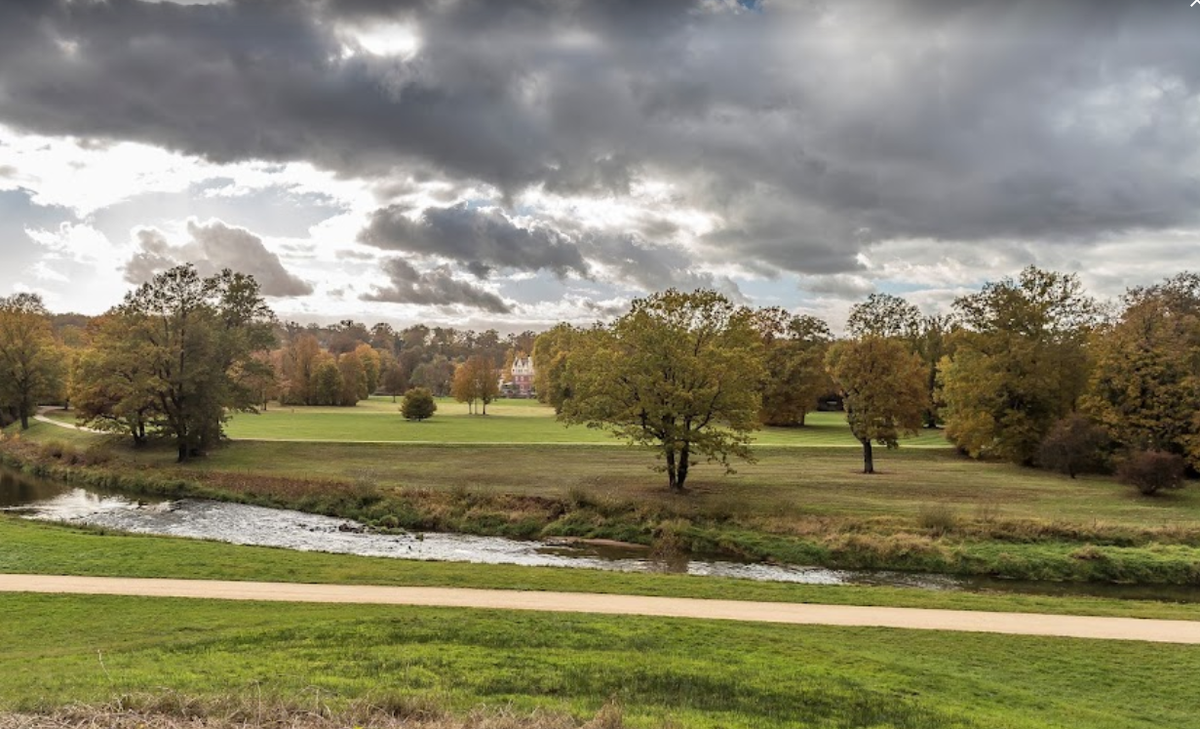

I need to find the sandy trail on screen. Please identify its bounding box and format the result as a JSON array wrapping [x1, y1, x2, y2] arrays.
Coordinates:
[[3, 574, 1199, 644], [32, 407, 99, 432]]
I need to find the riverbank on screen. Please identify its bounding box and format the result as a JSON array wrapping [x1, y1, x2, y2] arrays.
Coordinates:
[[4, 423, 1200, 585]]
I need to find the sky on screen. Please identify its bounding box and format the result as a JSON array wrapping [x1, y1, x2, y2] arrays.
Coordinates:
[[2, 0, 1199, 332]]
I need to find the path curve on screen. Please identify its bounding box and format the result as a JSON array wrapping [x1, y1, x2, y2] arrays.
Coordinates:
[[33, 407, 99, 433], [3, 574, 1199, 644]]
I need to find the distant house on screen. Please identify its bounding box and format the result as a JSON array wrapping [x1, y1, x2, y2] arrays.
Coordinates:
[[500, 355, 536, 398]]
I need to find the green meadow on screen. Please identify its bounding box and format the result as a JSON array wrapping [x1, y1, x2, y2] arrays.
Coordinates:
[[217, 397, 949, 447]]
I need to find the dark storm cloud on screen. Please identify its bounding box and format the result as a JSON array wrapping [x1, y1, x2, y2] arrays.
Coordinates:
[[361, 257, 512, 313], [123, 220, 314, 296], [359, 203, 588, 278], [1, 0, 1199, 280]]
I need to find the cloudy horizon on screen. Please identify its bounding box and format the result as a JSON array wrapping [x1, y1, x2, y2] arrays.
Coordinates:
[[2, 0, 1199, 331]]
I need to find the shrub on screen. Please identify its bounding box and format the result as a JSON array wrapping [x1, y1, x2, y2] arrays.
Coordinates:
[[916, 503, 957, 536], [1117, 450, 1186, 496], [1037, 413, 1110, 478], [401, 388, 437, 421]]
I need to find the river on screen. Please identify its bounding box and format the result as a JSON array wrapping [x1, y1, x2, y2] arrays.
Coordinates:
[[3, 466, 1198, 602]]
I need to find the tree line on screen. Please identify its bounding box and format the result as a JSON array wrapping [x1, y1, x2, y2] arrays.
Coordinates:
[[534, 267, 1200, 493], [4, 264, 1199, 492]]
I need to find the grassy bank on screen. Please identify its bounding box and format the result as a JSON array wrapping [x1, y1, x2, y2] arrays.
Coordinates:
[[4, 592, 1200, 728], [6, 419, 1200, 585], [7, 517, 1200, 620]]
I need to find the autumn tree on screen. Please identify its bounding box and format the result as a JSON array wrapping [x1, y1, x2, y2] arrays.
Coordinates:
[[1082, 273, 1200, 467], [451, 355, 499, 414], [941, 267, 1099, 464], [94, 265, 276, 462], [532, 323, 579, 412], [402, 387, 437, 421], [560, 289, 765, 492], [71, 314, 157, 445], [0, 293, 63, 429], [312, 356, 343, 406], [451, 359, 479, 414], [355, 343, 382, 395], [378, 350, 407, 402], [756, 310, 833, 426], [280, 333, 322, 405], [337, 350, 367, 406], [471, 355, 500, 414], [846, 293, 922, 340], [826, 336, 927, 474], [847, 294, 947, 427]]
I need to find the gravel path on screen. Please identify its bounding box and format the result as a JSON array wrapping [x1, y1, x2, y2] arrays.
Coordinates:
[[3, 574, 1199, 643]]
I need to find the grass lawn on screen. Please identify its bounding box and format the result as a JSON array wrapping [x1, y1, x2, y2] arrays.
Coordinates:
[[3, 591, 1199, 728], [218, 398, 949, 447], [176, 441, 1200, 527]]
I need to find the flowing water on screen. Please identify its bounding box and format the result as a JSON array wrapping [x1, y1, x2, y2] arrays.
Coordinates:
[[3, 467, 1199, 601]]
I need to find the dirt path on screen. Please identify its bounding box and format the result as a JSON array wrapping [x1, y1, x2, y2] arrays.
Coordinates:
[[33, 407, 99, 433], [3, 574, 1199, 644]]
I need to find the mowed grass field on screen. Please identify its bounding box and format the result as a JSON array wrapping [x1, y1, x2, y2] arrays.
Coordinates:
[[4, 591, 1200, 729], [220, 397, 949, 447]]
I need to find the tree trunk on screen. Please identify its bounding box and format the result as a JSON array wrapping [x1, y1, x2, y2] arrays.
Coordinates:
[[861, 438, 874, 474], [677, 443, 691, 491], [177, 444, 189, 463], [19, 412, 29, 430], [665, 448, 679, 492], [798, 411, 807, 427]]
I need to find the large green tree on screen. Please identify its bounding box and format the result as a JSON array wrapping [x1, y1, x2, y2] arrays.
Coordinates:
[[0, 293, 63, 429], [1082, 273, 1200, 466], [560, 289, 765, 492], [941, 267, 1099, 464], [88, 265, 276, 462], [756, 311, 833, 427], [531, 322, 579, 413], [826, 336, 927, 474]]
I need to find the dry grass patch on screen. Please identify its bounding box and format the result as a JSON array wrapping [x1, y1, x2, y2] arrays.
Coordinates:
[[0, 695, 631, 729]]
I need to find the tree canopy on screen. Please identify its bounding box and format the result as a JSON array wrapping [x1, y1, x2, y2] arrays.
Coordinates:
[[941, 267, 1099, 464], [76, 265, 276, 461], [756, 310, 833, 427], [560, 289, 764, 492], [0, 293, 63, 429], [826, 336, 927, 474], [1082, 273, 1200, 468]]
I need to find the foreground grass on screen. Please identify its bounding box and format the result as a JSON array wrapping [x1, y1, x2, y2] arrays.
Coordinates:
[[5, 518, 1200, 621], [3, 592, 1199, 728], [1, 701, 629, 729]]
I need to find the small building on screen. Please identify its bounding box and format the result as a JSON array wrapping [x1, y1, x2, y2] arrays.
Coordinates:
[[509, 356, 535, 398], [500, 356, 536, 398]]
